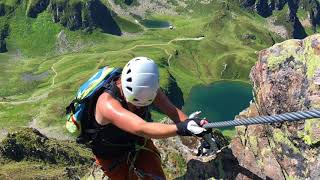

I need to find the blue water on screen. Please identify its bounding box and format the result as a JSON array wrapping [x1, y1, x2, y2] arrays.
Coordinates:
[[183, 81, 253, 128], [140, 19, 171, 28]]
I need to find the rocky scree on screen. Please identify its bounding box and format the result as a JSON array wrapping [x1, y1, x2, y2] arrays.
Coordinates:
[[0, 128, 93, 179]]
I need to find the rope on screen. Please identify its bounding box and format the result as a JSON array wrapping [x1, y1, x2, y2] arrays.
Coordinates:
[[203, 109, 320, 129]]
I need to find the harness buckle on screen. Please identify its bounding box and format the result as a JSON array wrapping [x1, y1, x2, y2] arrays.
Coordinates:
[[134, 167, 145, 178]]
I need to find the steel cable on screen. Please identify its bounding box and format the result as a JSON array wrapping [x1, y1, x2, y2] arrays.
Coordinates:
[[203, 109, 320, 129]]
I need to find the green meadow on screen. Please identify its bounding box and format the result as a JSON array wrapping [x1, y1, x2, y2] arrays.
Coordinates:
[[0, 0, 284, 138]]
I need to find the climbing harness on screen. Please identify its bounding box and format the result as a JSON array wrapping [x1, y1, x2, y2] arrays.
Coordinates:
[[133, 167, 165, 180], [196, 131, 232, 156], [128, 139, 164, 180], [197, 143, 230, 157], [203, 109, 320, 129], [106, 138, 164, 180], [197, 133, 219, 156]]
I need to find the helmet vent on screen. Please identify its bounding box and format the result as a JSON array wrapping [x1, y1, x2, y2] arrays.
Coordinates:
[[126, 77, 132, 82], [135, 58, 140, 61], [127, 69, 131, 74], [148, 99, 153, 102], [126, 86, 132, 92], [133, 98, 138, 101]]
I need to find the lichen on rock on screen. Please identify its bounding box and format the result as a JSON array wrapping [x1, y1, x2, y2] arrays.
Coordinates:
[[231, 34, 320, 179]]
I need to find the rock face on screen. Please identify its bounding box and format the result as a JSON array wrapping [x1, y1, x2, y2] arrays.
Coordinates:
[[0, 23, 9, 53], [0, 1, 18, 16], [108, 0, 180, 18], [2, 0, 121, 35], [26, 0, 50, 18], [48, 0, 121, 35], [230, 34, 320, 179], [163, 73, 185, 109]]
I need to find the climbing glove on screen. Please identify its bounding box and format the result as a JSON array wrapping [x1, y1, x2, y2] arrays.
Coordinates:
[[176, 118, 206, 136]]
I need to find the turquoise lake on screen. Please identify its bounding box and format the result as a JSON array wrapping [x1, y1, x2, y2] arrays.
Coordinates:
[[183, 81, 253, 132]]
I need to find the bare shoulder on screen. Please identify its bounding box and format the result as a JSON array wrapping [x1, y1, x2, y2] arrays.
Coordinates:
[[96, 92, 114, 104], [95, 92, 121, 125]]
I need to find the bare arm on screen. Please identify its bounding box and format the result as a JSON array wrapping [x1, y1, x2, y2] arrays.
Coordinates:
[[96, 93, 179, 139], [153, 89, 188, 123]]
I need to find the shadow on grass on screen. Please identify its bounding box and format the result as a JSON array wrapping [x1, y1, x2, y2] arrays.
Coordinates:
[[89, 0, 122, 36], [165, 74, 184, 109]]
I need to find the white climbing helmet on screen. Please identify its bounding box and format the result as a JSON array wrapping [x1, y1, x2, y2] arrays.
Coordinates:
[[121, 57, 160, 106]]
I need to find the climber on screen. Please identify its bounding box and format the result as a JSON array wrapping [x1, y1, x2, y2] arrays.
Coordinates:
[[91, 57, 208, 179]]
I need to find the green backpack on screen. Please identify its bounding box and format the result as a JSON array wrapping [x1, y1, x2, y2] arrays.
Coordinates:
[[65, 66, 121, 143]]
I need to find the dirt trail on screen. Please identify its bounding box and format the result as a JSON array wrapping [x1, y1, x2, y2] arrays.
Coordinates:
[[0, 37, 205, 140], [0, 37, 204, 105]]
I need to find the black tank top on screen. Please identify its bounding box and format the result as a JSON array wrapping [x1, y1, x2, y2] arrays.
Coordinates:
[[90, 79, 152, 159]]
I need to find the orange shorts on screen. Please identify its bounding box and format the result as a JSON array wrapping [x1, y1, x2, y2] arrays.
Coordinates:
[[95, 139, 166, 180]]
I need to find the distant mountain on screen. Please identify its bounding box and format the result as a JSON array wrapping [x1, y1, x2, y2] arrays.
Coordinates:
[[0, 0, 121, 52], [239, 0, 320, 38]]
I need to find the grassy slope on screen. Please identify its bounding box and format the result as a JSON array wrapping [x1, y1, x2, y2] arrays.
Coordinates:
[[0, 128, 92, 179], [0, 0, 283, 138]]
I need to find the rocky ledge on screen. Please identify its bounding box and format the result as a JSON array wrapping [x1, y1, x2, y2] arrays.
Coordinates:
[[154, 34, 320, 179], [0, 128, 93, 179], [231, 33, 320, 179]]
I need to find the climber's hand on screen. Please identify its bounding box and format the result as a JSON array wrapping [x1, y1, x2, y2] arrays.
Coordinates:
[[189, 111, 202, 119], [199, 118, 208, 127], [188, 110, 209, 127], [176, 118, 207, 136]]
